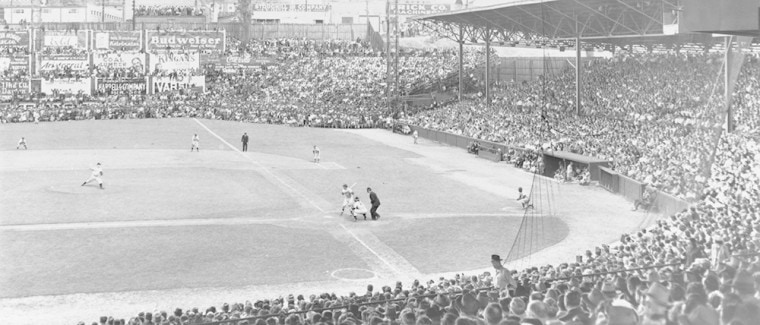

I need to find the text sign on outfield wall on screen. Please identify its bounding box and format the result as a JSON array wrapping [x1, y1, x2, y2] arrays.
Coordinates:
[[93, 53, 146, 73], [149, 52, 199, 72], [0, 55, 30, 73], [40, 78, 93, 95], [37, 53, 90, 73], [93, 31, 142, 51], [253, 3, 332, 11], [150, 76, 205, 93], [36, 30, 89, 49], [0, 79, 29, 96], [96, 78, 147, 94], [0, 31, 30, 48], [389, 4, 450, 16], [145, 31, 225, 52]]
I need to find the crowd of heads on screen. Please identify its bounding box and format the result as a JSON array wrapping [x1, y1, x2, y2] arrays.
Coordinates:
[[2, 36, 471, 128], [407, 52, 760, 200], [134, 5, 206, 17]]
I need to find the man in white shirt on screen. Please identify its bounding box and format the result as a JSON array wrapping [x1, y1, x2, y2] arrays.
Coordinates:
[[17, 137, 27, 150], [191, 134, 200, 152], [81, 163, 104, 189], [491, 255, 516, 293]]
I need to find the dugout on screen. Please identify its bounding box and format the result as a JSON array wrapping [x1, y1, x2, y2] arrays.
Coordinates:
[[542, 151, 609, 182]]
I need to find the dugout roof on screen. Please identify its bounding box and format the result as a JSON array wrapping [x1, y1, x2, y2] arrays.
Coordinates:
[[415, 0, 686, 44]]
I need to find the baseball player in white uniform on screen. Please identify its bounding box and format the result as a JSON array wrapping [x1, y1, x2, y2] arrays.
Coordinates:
[[312, 145, 320, 163], [81, 163, 104, 189], [17, 137, 27, 150], [351, 196, 369, 221], [191, 134, 200, 152], [340, 184, 354, 215], [412, 130, 418, 144]]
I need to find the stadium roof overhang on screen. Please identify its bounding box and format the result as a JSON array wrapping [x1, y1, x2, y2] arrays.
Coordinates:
[[414, 0, 692, 46]]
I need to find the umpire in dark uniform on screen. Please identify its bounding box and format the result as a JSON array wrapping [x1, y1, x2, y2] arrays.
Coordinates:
[[367, 187, 380, 220], [241, 132, 249, 152]]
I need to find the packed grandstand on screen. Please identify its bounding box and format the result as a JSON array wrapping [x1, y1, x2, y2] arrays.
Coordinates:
[[2, 18, 760, 325]]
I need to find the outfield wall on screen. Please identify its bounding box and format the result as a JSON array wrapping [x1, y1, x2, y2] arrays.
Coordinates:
[[405, 124, 691, 216]]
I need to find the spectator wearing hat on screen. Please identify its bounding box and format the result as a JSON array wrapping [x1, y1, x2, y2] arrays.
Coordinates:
[[492, 255, 516, 292], [640, 283, 670, 325]]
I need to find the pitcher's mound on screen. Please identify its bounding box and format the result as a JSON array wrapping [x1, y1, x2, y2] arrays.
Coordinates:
[[47, 184, 121, 194]]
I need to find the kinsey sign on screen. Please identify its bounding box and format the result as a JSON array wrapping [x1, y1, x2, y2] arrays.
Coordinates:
[[93, 31, 142, 51], [150, 52, 199, 72], [389, 4, 450, 15], [0, 31, 30, 48], [146, 31, 225, 51]]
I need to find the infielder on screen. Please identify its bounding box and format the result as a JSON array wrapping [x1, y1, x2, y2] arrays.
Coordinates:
[[191, 134, 200, 152], [340, 184, 354, 216], [517, 187, 533, 209], [81, 163, 104, 189], [312, 145, 320, 163], [17, 137, 27, 150], [412, 130, 418, 144], [351, 196, 369, 221]]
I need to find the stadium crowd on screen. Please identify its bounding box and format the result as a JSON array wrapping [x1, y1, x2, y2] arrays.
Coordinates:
[[407, 53, 760, 200], [3, 31, 760, 325], [2, 37, 469, 128]]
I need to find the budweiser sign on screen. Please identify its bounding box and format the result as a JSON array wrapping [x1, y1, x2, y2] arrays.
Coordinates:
[[146, 31, 225, 51]]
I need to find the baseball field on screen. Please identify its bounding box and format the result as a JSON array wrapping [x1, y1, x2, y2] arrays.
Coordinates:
[[0, 119, 658, 324]]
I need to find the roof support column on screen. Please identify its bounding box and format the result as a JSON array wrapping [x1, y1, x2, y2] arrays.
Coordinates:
[[575, 8, 582, 116], [575, 36, 581, 116], [485, 35, 491, 107], [394, 0, 400, 115], [458, 24, 464, 102], [725, 36, 733, 133], [385, 0, 391, 112]]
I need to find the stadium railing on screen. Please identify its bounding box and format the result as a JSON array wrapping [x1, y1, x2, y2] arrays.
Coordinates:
[[4, 23, 370, 41], [545, 262, 684, 283]]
